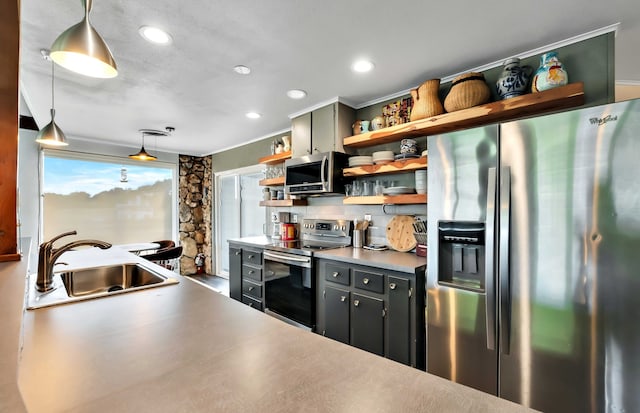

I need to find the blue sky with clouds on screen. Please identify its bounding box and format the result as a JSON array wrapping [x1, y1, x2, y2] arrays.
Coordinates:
[[44, 157, 173, 196]]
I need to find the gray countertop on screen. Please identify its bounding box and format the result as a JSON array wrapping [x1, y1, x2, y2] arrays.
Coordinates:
[[6, 247, 535, 412], [229, 236, 426, 273]]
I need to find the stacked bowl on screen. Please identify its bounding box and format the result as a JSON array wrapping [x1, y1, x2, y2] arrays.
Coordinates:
[[348, 156, 373, 167], [415, 170, 427, 194], [372, 150, 394, 164]]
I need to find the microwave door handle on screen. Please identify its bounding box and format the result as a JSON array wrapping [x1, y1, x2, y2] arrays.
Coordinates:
[[321, 155, 328, 189]]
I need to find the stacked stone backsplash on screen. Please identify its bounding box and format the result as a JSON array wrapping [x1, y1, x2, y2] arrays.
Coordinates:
[[179, 155, 212, 275]]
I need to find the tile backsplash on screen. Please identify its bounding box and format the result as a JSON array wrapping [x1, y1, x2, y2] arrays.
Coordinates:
[[269, 195, 426, 248]]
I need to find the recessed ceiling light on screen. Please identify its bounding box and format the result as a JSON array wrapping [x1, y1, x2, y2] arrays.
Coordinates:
[[233, 65, 251, 75], [246, 112, 262, 119], [351, 59, 375, 73], [139, 26, 173, 45], [286, 89, 307, 99]]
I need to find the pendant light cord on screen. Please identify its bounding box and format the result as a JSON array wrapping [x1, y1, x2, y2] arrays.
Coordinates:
[[51, 60, 55, 113]]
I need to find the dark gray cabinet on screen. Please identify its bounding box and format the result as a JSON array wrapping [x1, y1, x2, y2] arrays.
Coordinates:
[[324, 286, 350, 344], [351, 293, 384, 356], [229, 246, 242, 300], [290, 102, 355, 158], [317, 258, 425, 369], [228, 243, 264, 311]]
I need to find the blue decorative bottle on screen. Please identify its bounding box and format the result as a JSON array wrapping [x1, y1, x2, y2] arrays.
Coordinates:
[[531, 52, 568, 92]]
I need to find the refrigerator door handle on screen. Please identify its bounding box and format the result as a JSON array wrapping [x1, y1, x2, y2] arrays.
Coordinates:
[[499, 166, 512, 355], [485, 167, 497, 351]]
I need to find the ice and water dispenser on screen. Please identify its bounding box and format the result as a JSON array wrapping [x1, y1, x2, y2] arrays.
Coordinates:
[[437, 221, 486, 291]]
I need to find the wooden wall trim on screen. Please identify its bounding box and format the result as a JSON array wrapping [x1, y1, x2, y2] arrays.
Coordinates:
[[0, 0, 20, 260]]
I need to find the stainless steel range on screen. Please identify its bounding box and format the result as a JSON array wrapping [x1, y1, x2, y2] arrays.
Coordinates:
[[263, 219, 352, 331]]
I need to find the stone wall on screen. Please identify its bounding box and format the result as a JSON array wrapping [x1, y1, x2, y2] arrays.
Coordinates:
[[178, 155, 212, 275]]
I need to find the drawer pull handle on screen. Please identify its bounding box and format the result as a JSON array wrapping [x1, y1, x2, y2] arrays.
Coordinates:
[[235, 251, 241, 256], [332, 272, 340, 278], [248, 270, 254, 274], [389, 282, 397, 290], [248, 302, 254, 307], [363, 278, 369, 285], [340, 296, 347, 302], [354, 299, 360, 307], [248, 255, 254, 259], [248, 286, 254, 291]]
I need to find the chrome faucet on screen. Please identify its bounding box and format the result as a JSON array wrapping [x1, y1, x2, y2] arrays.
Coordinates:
[[36, 230, 112, 292]]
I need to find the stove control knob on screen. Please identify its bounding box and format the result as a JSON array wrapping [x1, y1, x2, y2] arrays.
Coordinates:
[[311, 224, 315, 229], [341, 225, 346, 230]]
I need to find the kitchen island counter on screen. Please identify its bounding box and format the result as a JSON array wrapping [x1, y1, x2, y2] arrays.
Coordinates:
[[9, 248, 534, 412]]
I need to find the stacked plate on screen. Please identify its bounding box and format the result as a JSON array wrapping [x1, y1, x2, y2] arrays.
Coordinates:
[[348, 155, 373, 167], [382, 186, 416, 195], [394, 153, 421, 160], [372, 150, 394, 164]]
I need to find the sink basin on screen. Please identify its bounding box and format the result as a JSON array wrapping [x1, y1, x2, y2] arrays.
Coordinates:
[[60, 263, 166, 297], [26, 262, 179, 309]]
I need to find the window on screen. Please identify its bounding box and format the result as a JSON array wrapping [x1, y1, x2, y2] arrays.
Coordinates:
[[42, 150, 176, 244], [215, 165, 265, 276]]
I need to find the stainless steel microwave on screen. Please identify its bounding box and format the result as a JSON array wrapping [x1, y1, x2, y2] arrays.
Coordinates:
[[284, 151, 349, 195]]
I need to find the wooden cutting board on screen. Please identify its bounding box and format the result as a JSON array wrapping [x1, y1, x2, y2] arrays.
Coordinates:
[[386, 215, 417, 252]]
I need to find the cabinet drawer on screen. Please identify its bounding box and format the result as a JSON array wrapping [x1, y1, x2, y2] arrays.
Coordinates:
[[325, 263, 350, 286], [242, 279, 262, 299], [242, 264, 262, 281], [242, 294, 263, 311], [354, 269, 384, 294], [242, 249, 262, 266]]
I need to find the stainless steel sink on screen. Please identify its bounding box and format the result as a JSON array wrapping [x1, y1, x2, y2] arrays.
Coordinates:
[[26, 262, 179, 309]]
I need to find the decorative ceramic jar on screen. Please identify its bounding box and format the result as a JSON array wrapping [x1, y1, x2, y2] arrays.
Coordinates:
[[352, 120, 370, 135], [531, 52, 568, 92], [444, 72, 491, 112], [281, 135, 291, 152], [370, 116, 385, 130], [410, 79, 444, 121], [496, 58, 532, 100]]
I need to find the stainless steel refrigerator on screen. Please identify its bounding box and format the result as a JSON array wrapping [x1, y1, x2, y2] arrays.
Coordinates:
[[426, 99, 640, 413]]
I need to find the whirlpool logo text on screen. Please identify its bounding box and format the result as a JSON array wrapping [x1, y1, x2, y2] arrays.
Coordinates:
[[589, 114, 618, 125]]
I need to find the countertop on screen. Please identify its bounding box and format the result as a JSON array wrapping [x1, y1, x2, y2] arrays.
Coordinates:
[[229, 236, 426, 273], [6, 247, 535, 412]]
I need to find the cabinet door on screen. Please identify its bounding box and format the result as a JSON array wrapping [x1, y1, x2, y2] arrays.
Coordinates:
[[387, 276, 411, 365], [311, 104, 335, 154], [229, 247, 242, 301], [324, 286, 350, 344], [352, 293, 384, 356], [291, 112, 311, 157]]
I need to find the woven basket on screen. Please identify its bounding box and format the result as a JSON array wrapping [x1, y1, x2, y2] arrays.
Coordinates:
[[444, 72, 491, 112]]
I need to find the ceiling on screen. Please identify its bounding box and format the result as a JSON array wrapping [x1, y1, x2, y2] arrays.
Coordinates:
[[19, 0, 640, 157]]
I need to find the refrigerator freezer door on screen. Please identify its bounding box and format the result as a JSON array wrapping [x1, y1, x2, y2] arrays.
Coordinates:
[[427, 125, 498, 395], [499, 100, 640, 413]]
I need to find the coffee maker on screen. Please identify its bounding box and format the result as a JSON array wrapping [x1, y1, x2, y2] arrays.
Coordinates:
[[271, 212, 296, 240], [271, 212, 281, 240]]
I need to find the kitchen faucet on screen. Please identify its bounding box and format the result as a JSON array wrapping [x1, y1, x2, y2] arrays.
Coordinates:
[[36, 230, 112, 292]]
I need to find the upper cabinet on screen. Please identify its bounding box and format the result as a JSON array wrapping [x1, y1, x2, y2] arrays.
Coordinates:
[[291, 102, 356, 157]]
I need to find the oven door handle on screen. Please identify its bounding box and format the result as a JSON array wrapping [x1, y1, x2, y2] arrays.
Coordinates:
[[264, 251, 311, 265]]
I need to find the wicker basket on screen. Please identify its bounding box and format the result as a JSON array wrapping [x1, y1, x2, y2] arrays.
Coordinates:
[[444, 72, 491, 112]]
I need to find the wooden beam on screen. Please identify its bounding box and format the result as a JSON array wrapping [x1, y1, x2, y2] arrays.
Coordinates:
[[0, 0, 20, 260]]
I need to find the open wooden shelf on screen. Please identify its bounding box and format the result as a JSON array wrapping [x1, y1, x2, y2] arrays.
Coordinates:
[[343, 194, 427, 205], [343, 83, 585, 148], [344, 157, 427, 177], [259, 199, 308, 207], [258, 151, 292, 165], [259, 177, 285, 186]]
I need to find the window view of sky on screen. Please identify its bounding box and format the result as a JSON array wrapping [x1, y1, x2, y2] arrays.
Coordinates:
[[44, 157, 173, 196]]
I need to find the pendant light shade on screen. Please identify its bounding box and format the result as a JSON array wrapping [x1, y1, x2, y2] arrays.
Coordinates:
[[129, 132, 157, 161], [36, 54, 69, 147], [50, 0, 117, 78]]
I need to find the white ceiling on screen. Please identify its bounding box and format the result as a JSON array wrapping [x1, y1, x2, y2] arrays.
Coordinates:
[[19, 0, 640, 156]]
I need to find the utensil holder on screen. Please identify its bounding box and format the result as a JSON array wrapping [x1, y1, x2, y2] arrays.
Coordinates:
[[353, 229, 364, 248]]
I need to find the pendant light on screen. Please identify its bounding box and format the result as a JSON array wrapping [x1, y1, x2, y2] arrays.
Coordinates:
[[129, 131, 157, 161], [50, 0, 117, 78], [36, 51, 69, 147]]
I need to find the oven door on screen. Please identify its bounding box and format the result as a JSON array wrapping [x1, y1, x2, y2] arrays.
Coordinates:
[[263, 250, 315, 331]]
